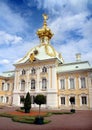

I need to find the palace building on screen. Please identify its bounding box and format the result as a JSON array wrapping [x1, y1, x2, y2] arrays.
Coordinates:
[[0, 14, 92, 110]]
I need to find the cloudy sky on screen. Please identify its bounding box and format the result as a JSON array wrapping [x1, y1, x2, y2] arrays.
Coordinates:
[[0, 0, 92, 73]]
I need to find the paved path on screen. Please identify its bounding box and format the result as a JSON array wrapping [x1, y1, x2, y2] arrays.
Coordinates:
[[0, 107, 92, 130]]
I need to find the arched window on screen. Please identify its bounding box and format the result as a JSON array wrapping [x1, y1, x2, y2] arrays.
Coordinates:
[[2, 83, 4, 90], [31, 68, 36, 74], [31, 79, 35, 89], [22, 69, 26, 75], [21, 80, 25, 91], [42, 78, 47, 90], [42, 67, 47, 73], [7, 83, 10, 91]]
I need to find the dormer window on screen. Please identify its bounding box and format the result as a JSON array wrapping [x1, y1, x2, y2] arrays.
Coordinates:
[[22, 69, 26, 75], [42, 67, 47, 73], [31, 68, 36, 74]]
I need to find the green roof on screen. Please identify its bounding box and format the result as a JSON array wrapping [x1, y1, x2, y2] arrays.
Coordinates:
[[0, 70, 15, 78], [16, 44, 64, 64], [57, 61, 92, 73]]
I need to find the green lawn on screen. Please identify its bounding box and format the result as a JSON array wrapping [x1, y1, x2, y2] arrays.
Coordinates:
[[0, 111, 73, 124]]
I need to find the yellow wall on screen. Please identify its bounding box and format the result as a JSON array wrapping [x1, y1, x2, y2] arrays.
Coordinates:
[[0, 77, 14, 106], [57, 71, 90, 109]]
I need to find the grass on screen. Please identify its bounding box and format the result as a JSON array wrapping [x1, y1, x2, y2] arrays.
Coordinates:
[[0, 113, 50, 124], [0, 110, 73, 124]]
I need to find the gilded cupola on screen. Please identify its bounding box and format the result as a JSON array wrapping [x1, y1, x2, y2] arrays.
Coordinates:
[[36, 14, 53, 44]]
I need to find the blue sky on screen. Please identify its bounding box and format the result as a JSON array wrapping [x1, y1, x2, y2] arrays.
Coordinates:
[[0, 0, 92, 73]]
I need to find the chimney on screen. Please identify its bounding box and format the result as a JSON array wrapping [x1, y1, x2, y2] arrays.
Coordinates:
[[76, 53, 81, 62]]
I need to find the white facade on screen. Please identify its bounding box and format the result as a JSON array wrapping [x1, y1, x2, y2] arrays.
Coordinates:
[[1, 14, 92, 110]]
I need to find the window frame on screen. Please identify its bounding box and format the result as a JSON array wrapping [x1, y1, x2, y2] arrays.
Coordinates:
[[61, 97, 65, 105], [22, 69, 26, 75], [60, 79, 65, 89], [31, 68, 36, 74], [21, 80, 25, 91], [42, 78, 47, 90], [81, 96, 87, 105], [31, 79, 35, 90], [42, 67, 47, 73], [80, 77, 86, 88], [69, 78, 75, 89]]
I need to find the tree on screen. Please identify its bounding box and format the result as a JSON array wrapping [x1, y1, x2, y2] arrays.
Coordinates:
[[24, 92, 31, 113], [34, 94, 46, 116], [34, 94, 46, 124]]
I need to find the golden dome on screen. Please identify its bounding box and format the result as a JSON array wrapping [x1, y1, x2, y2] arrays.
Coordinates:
[[36, 14, 53, 40]]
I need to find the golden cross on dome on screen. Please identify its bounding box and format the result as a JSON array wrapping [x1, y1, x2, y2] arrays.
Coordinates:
[[43, 14, 48, 26], [43, 14, 48, 21]]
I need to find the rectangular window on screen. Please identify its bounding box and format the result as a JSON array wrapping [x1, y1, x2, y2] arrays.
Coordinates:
[[31, 96, 35, 104], [81, 77, 86, 88], [82, 96, 87, 105], [20, 96, 24, 103], [31, 80, 35, 89], [70, 78, 75, 89], [60, 79, 65, 89], [42, 79, 47, 90], [6, 97, 9, 103], [61, 97, 65, 105]]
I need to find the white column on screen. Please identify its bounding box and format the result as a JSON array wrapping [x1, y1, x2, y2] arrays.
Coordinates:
[[36, 67, 40, 92], [13, 71, 17, 92], [25, 70, 29, 92], [51, 65, 57, 91], [48, 67, 51, 90]]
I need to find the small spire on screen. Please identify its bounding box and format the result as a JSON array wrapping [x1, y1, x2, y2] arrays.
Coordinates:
[[43, 14, 48, 27]]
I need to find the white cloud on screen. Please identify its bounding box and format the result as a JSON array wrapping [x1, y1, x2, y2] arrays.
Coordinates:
[[0, 31, 23, 45], [0, 59, 10, 65], [0, 1, 29, 34], [37, 0, 91, 15]]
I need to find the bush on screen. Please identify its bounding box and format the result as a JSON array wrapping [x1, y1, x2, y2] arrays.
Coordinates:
[[70, 109, 75, 113]]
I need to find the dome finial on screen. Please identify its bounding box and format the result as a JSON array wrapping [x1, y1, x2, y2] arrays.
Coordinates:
[[42, 14, 48, 26], [36, 14, 53, 43]]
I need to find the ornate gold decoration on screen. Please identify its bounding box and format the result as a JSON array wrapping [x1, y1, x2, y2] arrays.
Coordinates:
[[30, 53, 36, 62], [36, 14, 53, 41], [45, 44, 56, 57], [43, 14, 48, 27]]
